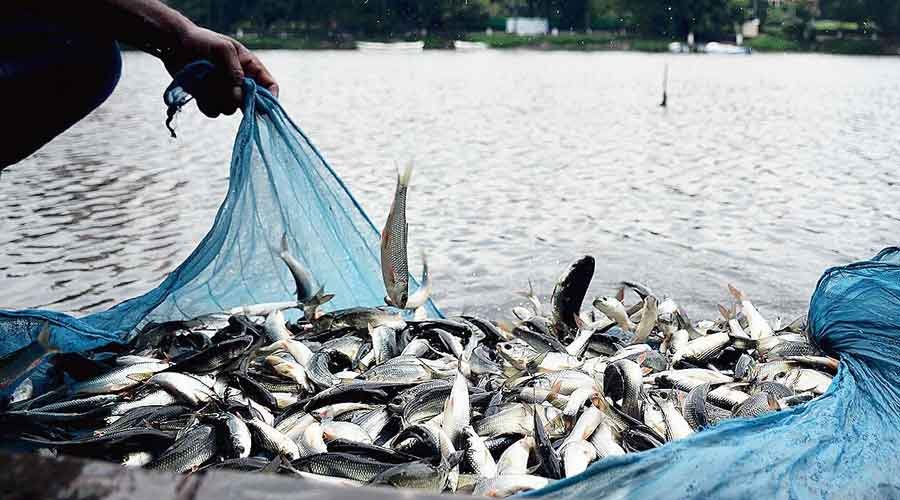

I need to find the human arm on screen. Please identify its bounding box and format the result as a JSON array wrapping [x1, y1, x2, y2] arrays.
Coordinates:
[[19, 0, 278, 116]]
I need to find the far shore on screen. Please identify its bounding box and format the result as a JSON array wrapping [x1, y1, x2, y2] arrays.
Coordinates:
[[230, 32, 900, 57]]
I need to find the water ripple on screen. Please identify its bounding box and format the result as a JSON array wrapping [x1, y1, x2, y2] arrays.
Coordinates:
[[1, 51, 898, 318]]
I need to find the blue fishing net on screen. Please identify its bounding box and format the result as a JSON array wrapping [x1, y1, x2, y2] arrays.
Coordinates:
[[526, 246, 900, 499], [0, 61, 437, 393]]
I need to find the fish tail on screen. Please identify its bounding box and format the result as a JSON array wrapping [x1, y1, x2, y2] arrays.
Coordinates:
[[727, 283, 745, 302], [280, 232, 290, 258], [572, 313, 586, 330], [404, 253, 431, 310], [398, 162, 414, 188], [37, 322, 58, 354], [717, 304, 732, 320]]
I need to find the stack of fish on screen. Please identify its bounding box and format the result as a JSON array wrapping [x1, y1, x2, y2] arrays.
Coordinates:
[[0, 258, 835, 497], [0, 166, 835, 496]]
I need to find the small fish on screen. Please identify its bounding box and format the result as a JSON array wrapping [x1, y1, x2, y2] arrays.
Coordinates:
[[0, 323, 58, 388], [672, 329, 730, 365], [263, 310, 293, 343], [652, 390, 693, 440], [405, 253, 432, 310], [280, 233, 318, 302], [224, 413, 252, 459], [72, 362, 169, 394], [550, 255, 595, 337], [322, 420, 373, 444], [604, 359, 644, 420], [733, 392, 779, 418], [496, 436, 535, 475], [11, 378, 33, 403], [148, 372, 216, 406], [441, 371, 470, 446], [381, 163, 414, 309], [474, 474, 551, 497], [462, 425, 497, 479], [630, 296, 658, 345], [562, 439, 597, 478], [147, 424, 217, 473], [298, 422, 328, 457], [246, 418, 301, 460], [532, 404, 563, 479], [593, 297, 635, 332], [728, 284, 773, 339], [517, 280, 544, 317]]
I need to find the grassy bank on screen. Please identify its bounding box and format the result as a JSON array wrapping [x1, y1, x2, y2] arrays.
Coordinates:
[[746, 34, 896, 55], [464, 32, 670, 52], [235, 32, 897, 56]]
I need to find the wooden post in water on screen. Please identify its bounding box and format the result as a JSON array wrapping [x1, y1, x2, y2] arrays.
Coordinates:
[[660, 63, 668, 107]]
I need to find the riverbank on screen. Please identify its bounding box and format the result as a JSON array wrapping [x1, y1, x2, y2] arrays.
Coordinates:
[[236, 32, 899, 56]]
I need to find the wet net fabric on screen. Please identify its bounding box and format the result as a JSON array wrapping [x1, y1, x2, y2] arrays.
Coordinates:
[[0, 62, 437, 393], [526, 247, 900, 499]]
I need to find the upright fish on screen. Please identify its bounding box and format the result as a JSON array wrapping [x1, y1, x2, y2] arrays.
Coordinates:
[[279, 233, 318, 303], [550, 256, 595, 337], [380, 163, 429, 310], [0, 322, 58, 388]]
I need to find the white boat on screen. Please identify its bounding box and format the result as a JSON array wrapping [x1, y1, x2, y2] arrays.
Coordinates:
[[453, 40, 489, 51], [356, 41, 425, 52], [668, 42, 690, 53], [703, 42, 751, 55]]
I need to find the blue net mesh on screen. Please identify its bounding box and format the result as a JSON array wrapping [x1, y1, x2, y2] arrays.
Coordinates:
[[525, 247, 900, 499], [0, 62, 437, 394]]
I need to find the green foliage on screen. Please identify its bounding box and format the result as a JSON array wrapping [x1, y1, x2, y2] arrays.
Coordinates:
[[609, 0, 744, 39], [819, 0, 900, 33], [161, 0, 899, 41], [627, 38, 672, 51], [745, 33, 802, 51], [466, 32, 667, 52], [821, 37, 885, 54], [814, 20, 861, 32]]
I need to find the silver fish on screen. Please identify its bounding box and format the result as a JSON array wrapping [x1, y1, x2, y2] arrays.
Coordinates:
[[280, 232, 318, 302], [381, 163, 413, 309], [0, 323, 57, 388]]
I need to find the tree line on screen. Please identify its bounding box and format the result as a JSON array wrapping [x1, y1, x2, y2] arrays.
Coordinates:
[[164, 1, 899, 39]]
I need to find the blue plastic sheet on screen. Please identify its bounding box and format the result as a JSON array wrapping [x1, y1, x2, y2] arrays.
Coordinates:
[[0, 63, 436, 393], [526, 247, 900, 499]]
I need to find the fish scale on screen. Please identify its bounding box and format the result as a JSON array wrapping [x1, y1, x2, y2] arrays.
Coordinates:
[[146, 424, 217, 473], [294, 452, 396, 481]]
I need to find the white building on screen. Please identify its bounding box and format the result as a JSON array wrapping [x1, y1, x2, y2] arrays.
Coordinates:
[[506, 17, 548, 36]]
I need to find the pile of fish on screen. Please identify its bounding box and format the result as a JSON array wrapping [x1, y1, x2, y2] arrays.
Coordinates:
[[0, 165, 836, 496], [0, 258, 835, 496]]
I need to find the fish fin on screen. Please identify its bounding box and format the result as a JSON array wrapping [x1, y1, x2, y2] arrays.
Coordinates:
[[36, 322, 58, 354], [303, 287, 334, 319], [126, 372, 154, 383], [572, 313, 587, 331], [727, 284, 744, 302], [496, 320, 516, 334], [615, 287, 625, 303], [635, 351, 648, 366], [526, 350, 549, 371], [547, 380, 563, 402], [280, 232, 290, 257], [717, 304, 732, 320], [398, 162, 414, 187], [405, 254, 431, 310]]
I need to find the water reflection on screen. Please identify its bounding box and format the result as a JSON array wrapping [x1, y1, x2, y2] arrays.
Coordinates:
[[1, 51, 897, 319]]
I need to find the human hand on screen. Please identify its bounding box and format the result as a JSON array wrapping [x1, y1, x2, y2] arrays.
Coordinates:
[[163, 25, 279, 117]]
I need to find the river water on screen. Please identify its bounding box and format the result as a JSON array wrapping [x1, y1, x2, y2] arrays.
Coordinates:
[[1, 50, 898, 320]]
